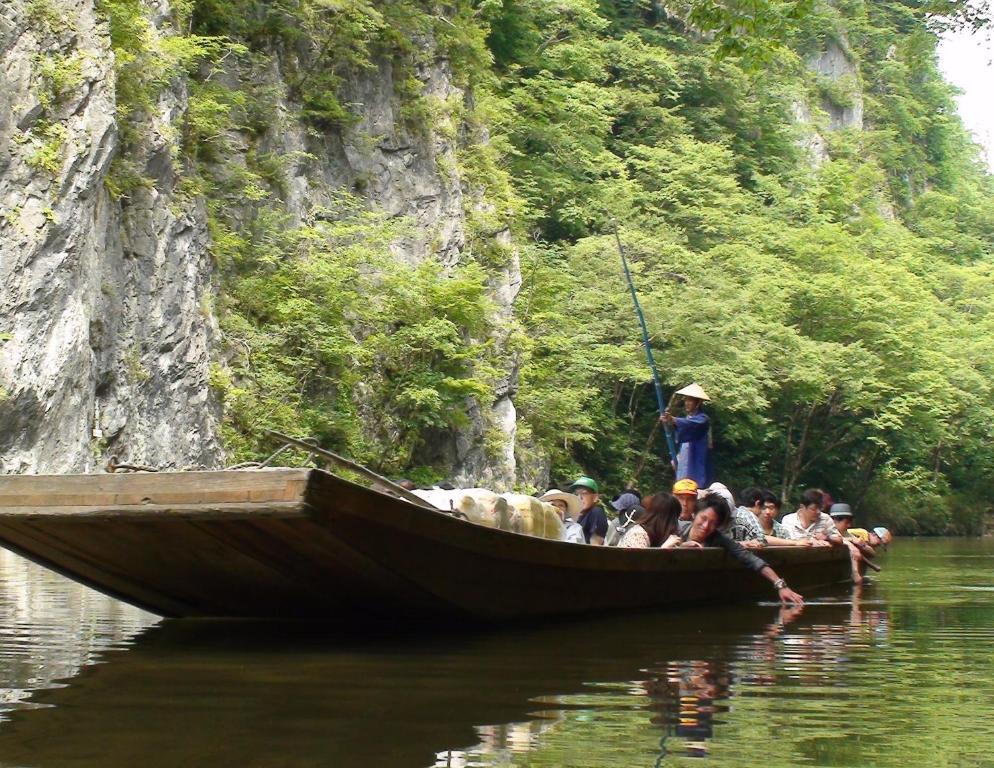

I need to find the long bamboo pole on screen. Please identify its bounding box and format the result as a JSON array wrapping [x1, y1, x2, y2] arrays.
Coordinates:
[[611, 222, 678, 468]]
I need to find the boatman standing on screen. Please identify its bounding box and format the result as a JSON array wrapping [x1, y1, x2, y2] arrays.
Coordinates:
[[661, 383, 713, 487]]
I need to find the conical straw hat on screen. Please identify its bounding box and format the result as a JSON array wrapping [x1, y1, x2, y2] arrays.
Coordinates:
[[675, 382, 711, 401]]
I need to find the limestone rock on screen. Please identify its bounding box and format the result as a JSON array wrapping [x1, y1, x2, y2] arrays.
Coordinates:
[[0, 0, 518, 486], [0, 0, 221, 473]]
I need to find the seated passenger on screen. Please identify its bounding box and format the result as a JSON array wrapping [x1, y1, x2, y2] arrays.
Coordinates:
[[604, 490, 645, 546], [704, 482, 766, 549], [846, 525, 872, 544], [779, 489, 844, 545], [619, 493, 683, 548], [611, 489, 642, 513], [829, 502, 874, 583], [740, 486, 764, 519], [829, 503, 861, 540], [539, 490, 585, 544], [673, 478, 699, 521], [758, 491, 809, 547], [570, 476, 608, 545], [678, 493, 804, 605]]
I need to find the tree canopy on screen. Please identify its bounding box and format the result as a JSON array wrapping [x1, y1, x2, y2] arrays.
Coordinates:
[[95, 0, 994, 533]]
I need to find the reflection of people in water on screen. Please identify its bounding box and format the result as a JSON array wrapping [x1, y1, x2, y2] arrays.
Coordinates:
[[444, 590, 892, 767], [644, 659, 733, 757], [746, 585, 891, 692]]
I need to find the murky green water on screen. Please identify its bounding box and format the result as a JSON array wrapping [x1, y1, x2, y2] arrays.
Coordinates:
[[0, 539, 990, 767]]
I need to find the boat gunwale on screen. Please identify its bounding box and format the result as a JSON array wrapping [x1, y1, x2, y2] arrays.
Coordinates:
[[0, 467, 851, 574], [301, 468, 851, 575]]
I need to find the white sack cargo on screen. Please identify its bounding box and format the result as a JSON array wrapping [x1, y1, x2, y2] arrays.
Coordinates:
[[413, 488, 565, 541]]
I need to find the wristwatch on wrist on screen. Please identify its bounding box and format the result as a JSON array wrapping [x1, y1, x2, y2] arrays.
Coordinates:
[[773, 578, 787, 590]]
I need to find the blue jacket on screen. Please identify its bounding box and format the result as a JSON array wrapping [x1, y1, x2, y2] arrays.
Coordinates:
[[674, 411, 713, 487]]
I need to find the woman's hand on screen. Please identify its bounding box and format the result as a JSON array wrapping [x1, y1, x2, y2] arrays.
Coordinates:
[[660, 535, 682, 549], [680, 540, 703, 548]]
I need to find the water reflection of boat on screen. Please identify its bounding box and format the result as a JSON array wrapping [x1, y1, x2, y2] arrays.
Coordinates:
[[0, 468, 851, 620], [0, 601, 879, 768]]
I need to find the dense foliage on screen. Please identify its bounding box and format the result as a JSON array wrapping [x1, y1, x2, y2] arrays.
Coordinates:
[[96, 0, 994, 532]]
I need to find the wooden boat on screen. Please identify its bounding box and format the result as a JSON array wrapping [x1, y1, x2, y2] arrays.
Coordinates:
[[0, 468, 852, 620]]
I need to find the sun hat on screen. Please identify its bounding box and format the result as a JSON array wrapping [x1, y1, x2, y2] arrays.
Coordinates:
[[675, 383, 711, 402], [540, 490, 582, 518], [829, 503, 853, 518], [873, 526, 892, 543], [611, 492, 641, 512], [701, 482, 736, 518], [612, 487, 641, 503], [570, 476, 599, 494], [672, 478, 699, 496]]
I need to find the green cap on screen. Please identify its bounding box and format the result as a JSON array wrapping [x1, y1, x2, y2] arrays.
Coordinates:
[[570, 476, 599, 493]]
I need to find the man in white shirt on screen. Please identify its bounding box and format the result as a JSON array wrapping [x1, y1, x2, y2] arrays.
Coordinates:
[[782, 489, 871, 582], [780, 489, 843, 545]]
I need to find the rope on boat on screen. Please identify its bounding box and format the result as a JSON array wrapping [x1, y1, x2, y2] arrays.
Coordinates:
[[226, 442, 298, 470], [264, 430, 443, 512], [104, 439, 466, 518], [105, 455, 160, 473]]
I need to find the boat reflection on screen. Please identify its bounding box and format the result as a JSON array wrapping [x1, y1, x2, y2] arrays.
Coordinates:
[[434, 587, 890, 766], [0, 586, 885, 768]]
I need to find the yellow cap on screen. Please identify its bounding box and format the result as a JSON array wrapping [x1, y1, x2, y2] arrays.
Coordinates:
[[673, 478, 699, 496]]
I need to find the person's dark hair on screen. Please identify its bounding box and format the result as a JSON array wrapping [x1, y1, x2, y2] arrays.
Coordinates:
[[639, 493, 681, 547], [800, 488, 824, 509], [740, 487, 763, 507], [760, 490, 781, 509], [696, 493, 731, 528]]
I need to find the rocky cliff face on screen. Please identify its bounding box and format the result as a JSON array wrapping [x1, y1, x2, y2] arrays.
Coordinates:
[[0, 0, 221, 473], [795, 38, 865, 166], [0, 0, 520, 484]]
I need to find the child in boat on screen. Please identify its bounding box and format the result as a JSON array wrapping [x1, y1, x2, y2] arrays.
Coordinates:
[[618, 493, 683, 548], [570, 476, 608, 545], [757, 491, 789, 538], [678, 493, 805, 605]]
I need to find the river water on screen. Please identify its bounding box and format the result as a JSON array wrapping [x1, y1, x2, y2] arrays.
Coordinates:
[[0, 538, 990, 767]]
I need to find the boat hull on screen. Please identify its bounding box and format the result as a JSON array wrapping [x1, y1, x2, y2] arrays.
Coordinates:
[[0, 468, 851, 620]]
